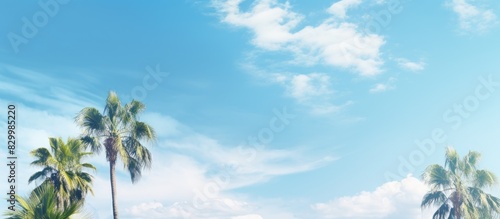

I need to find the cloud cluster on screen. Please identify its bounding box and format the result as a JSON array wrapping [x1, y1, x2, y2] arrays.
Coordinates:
[[449, 0, 497, 33], [312, 175, 433, 219], [215, 0, 385, 76]]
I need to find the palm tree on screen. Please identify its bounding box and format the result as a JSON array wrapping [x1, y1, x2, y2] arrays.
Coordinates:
[[29, 137, 95, 208], [4, 183, 91, 219], [75, 91, 156, 219], [421, 147, 500, 218]]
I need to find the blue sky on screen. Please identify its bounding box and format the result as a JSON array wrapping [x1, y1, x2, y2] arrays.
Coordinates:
[[1, 0, 500, 218]]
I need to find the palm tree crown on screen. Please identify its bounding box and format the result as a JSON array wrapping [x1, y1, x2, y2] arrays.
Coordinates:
[[28, 137, 95, 208], [75, 91, 156, 219], [4, 183, 90, 219], [421, 147, 500, 219]]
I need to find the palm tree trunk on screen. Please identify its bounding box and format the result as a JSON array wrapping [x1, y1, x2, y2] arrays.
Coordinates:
[[110, 161, 119, 219], [453, 202, 462, 219]]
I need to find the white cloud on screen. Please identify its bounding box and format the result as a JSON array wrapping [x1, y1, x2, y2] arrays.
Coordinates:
[[449, 0, 497, 32], [395, 58, 425, 72], [233, 214, 264, 219], [122, 198, 250, 219], [312, 175, 433, 219], [214, 0, 385, 76], [129, 202, 164, 215], [293, 22, 384, 76], [278, 72, 348, 115], [369, 83, 390, 93], [286, 73, 333, 102], [369, 77, 396, 93], [328, 0, 363, 19], [215, 0, 302, 50]]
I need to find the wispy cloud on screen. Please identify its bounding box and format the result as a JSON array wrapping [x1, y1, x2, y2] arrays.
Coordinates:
[[370, 83, 390, 93], [243, 61, 351, 115], [395, 58, 425, 72], [448, 0, 497, 33], [0, 63, 99, 114], [369, 77, 397, 93], [148, 112, 335, 189]]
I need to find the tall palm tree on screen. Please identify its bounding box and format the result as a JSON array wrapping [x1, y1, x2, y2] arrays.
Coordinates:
[[4, 183, 91, 219], [421, 147, 500, 218], [29, 137, 95, 208], [75, 91, 156, 219]]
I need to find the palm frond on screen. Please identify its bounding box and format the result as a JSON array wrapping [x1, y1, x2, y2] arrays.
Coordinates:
[[104, 91, 122, 123], [76, 107, 106, 135], [423, 164, 451, 190], [4, 183, 90, 219], [422, 191, 448, 208], [445, 147, 460, 175], [80, 135, 102, 154], [123, 137, 152, 169], [29, 148, 53, 167], [432, 203, 450, 219], [132, 121, 157, 143], [28, 166, 54, 184], [474, 169, 498, 188], [127, 157, 143, 183], [122, 100, 145, 125], [462, 150, 481, 176]]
